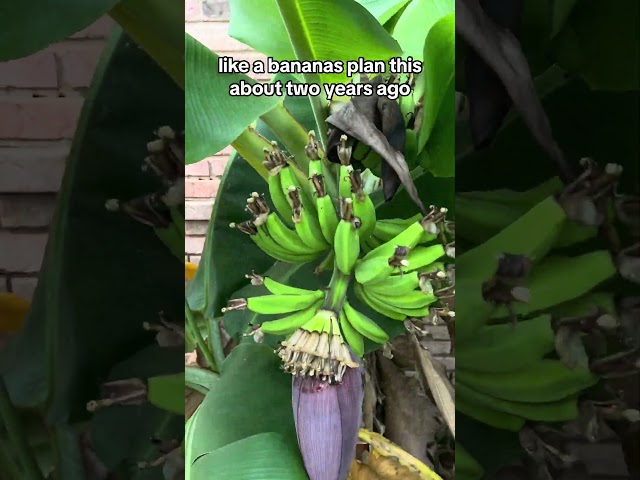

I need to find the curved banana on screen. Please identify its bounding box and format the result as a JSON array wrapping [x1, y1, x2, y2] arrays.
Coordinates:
[[268, 173, 294, 226], [456, 381, 580, 423], [456, 394, 525, 432], [260, 301, 323, 335], [456, 360, 598, 403], [316, 192, 340, 245], [343, 300, 389, 344], [334, 198, 361, 275], [457, 195, 568, 280], [455, 278, 497, 344], [490, 250, 617, 320], [261, 276, 316, 296], [456, 315, 555, 373], [246, 290, 325, 315], [348, 169, 376, 240], [231, 221, 317, 264], [367, 289, 436, 310], [294, 205, 330, 251], [354, 283, 406, 321], [263, 212, 321, 256], [280, 164, 317, 216], [339, 310, 365, 357], [365, 289, 431, 318], [363, 271, 420, 296]]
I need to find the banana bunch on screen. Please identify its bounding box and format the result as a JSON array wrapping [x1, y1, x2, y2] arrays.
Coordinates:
[[105, 125, 185, 261], [226, 130, 455, 384], [455, 160, 635, 479]]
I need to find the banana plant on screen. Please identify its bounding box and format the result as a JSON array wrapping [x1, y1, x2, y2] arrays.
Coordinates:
[[185, 0, 455, 478], [0, 2, 185, 479], [454, 1, 639, 478]]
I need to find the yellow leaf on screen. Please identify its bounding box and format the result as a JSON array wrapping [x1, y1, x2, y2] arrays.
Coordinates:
[[0, 293, 30, 332], [185, 262, 198, 281]]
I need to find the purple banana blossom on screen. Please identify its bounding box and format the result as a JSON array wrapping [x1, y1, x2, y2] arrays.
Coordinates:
[[292, 360, 364, 480]]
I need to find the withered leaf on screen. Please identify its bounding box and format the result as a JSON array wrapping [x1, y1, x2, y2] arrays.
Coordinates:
[[326, 102, 427, 214]]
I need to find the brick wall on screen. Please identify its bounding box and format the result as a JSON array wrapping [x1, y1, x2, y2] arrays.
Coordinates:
[[184, 0, 270, 266], [0, 18, 113, 300]]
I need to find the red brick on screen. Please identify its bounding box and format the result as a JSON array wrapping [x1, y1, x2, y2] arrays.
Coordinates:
[[71, 17, 114, 38], [209, 157, 228, 176], [185, 236, 206, 255], [185, 22, 252, 52], [0, 97, 83, 139], [185, 0, 203, 21], [0, 232, 48, 273], [0, 50, 57, 88], [185, 160, 210, 177], [186, 178, 220, 198], [55, 42, 105, 88], [185, 200, 215, 220], [0, 145, 68, 192]]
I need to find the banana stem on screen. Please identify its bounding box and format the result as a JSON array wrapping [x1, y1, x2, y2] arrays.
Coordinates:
[[184, 300, 217, 372], [323, 263, 351, 313], [231, 127, 273, 181], [0, 378, 44, 480], [207, 317, 226, 374]]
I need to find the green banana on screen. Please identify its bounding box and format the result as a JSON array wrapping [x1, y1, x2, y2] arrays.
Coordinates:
[[339, 310, 365, 357], [490, 250, 617, 320], [294, 204, 330, 251], [367, 289, 436, 310], [365, 289, 431, 317], [355, 244, 444, 285], [349, 168, 377, 241], [363, 271, 420, 296], [280, 164, 317, 216], [456, 394, 526, 432], [550, 291, 617, 318], [246, 290, 325, 315], [456, 381, 580, 423], [455, 278, 498, 344], [456, 445, 484, 480], [457, 195, 568, 280], [262, 277, 315, 296], [268, 172, 293, 226], [343, 300, 389, 344], [339, 165, 353, 198], [260, 301, 322, 335], [334, 198, 361, 275], [262, 212, 320, 256], [456, 315, 555, 373], [316, 193, 340, 245], [354, 283, 406, 321], [456, 360, 599, 403], [232, 221, 317, 264]]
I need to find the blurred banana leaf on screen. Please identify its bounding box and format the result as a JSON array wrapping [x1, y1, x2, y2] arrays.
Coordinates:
[[1, 28, 183, 427]]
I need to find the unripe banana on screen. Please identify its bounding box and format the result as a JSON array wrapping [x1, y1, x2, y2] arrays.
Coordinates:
[[334, 198, 361, 275], [339, 310, 365, 357], [490, 250, 617, 320], [268, 173, 294, 226], [457, 196, 568, 280], [367, 289, 436, 310], [245, 290, 325, 315], [232, 221, 317, 264], [455, 278, 496, 344], [365, 289, 431, 318], [260, 301, 323, 335], [261, 276, 315, 296], [354, 283, 405, 321], [456, 315, 555, 373], [348, 168, 376, 241], [456, 394, 525, 432], [263, 213, 320, 256], [343, 300, 389, 344], [311, 173, 340, 245], [456, 360, 598, 403], [280, 164, 317, 216], [294, 205, 330, 251], [456, 381, 579, 423], [456, 445, 484, 480], [363, 271, 420, 296]]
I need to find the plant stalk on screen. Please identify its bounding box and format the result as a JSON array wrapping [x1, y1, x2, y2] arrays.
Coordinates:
[[273, 0, 329, 150], [0, 378, 45, 480], [207, 317, 226, 374], [231, 127, 273, 180], [185, 300, 217, 372]]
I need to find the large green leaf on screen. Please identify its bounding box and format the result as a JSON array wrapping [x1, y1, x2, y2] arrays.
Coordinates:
[[2, 29, 183, 425], [391, 0, 454, 61], [187, 343, 307, 477], [185, 33, 282, 164], [228, 0, 402, 85], [355, 0, 413, 24], [416, 14, 454, 150], [0, 0, 119, 61]]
